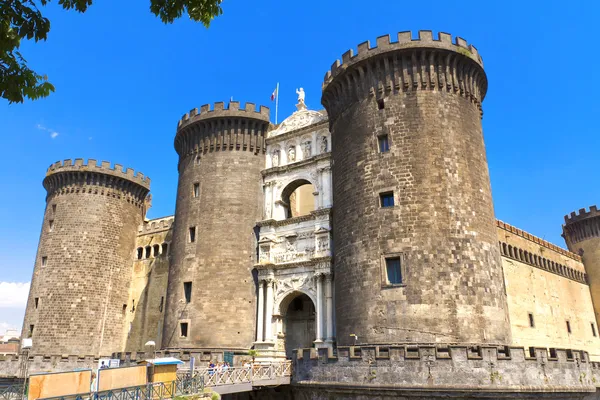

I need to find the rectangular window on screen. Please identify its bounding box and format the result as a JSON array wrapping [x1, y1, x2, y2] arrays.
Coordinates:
[[386, 257, 402, 284], [380, 192, 394, 208], [41, 256, 47, 267], [193, 183, 200, 198], [29, 325, 34, 337], [48, 220, 54, 232], [528, 313, 535, 328], [52, 204, 56, 213], [189, 227, 196, 243], [566, 320, 572, 334], [592, 323, 597, 337], [184, 282, 192, 303], [378, 135, 390, 153], [377, 99, 385, 110], [34, 298, 39, 309], [122, 304, 127, 316], [159, 296, 164, 313], [180, 322, 189, 338]]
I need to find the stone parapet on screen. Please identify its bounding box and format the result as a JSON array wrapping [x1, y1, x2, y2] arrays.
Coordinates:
[[45, 159, 150, 190], [563, 206, 600, 246], [138, 215, 175, 235], [177, 101, 270, 130], [293, 345, 598, 397]]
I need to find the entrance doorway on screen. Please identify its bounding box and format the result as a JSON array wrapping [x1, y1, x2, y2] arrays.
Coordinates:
[[284, 293, 315, 358]]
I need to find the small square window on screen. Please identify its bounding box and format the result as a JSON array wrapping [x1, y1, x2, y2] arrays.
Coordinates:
[[189, 227, 196, 243], [41, 256, 47, 267], [180, 322, 189, 338], [193, 183, 200, 198], [380, 192, 394, 208], [48, 220, 54, 232], [566, 320, 572, 334], [386, 257, 402, 285], [592, 323, 597, 337], [528, 313, 535, 328], [378, 135, 390, 153], [184, 282, 192, 303]]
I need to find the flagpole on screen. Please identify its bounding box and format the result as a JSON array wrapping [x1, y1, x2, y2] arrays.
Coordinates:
[[275, 82, 280, 124]]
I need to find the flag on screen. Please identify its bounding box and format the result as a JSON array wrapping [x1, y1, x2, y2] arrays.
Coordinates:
[[270, 86, 278, 101]]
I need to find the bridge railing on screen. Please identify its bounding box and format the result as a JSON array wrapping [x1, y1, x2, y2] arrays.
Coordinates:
[[178, 361, 292, 388]]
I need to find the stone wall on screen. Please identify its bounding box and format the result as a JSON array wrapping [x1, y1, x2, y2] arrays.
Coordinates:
[[22, 159, 150, 356], [163, 102, 269, 350], [323, 31, 511, 345], [123, 216, 173, 352], [292, 345, 599, 399]]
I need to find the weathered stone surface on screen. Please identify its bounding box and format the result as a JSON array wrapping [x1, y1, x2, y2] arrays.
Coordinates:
[[21, 159, 150, 356], [323, 32, 511, 345]]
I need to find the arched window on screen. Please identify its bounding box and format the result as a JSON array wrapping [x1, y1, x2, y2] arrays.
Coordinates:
[[280, 179, 316, 219], [145, 246, 151, 259], [153, 244, 160, 257], [137, 247, 143, 260]]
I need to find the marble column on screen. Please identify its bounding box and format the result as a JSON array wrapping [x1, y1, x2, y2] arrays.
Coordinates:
[[315, 273, 324, 343], [256, 280, 265, 342], [325, 273, 334, 343], [265, 279, 274, 342], [322, 167, 332, 208]]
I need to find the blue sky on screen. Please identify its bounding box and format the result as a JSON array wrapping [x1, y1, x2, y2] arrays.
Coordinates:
[[1, 0, 599, 332]]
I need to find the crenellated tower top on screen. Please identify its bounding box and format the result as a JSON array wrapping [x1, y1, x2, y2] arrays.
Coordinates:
[[321, 30, 487, 122], [174, 101, 271, 158], [563, 205, 600, 246], [45, 158, 150, 189]]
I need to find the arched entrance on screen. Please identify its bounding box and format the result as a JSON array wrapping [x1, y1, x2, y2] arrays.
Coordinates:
[[280, 179, 316, 219], [282, 293, 315, 358]]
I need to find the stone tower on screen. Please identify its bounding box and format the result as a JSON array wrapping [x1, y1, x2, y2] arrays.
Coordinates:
[[163, 102, 270, 350], [563, 206, 600, 323], [21, 159, 150, 356], [321, 31, 511, 345]]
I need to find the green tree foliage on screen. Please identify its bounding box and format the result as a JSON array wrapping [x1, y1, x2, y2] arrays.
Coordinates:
[[0, 0, 223, 103]]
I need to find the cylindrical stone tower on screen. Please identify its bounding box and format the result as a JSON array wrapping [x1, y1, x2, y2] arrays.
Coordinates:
[[563, 206, 600, 323], [22, 159, 150, 356], [163, 101, 269, 350], [322, 31, 511, 345]]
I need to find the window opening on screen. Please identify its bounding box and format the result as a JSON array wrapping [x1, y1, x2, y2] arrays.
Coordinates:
[[184, 282, 192, 303], [159, 296, 164, 312], [145, 246, 151, 259], [377, 99, 385, 110], [380, 192, 394, 208], [189, 227, 196, 243], [29, 325, 34, 337], [566, 320, 572, 334], [51, 204, 56, 213], [41, 256, 47, 267], [34, 298, 39, 309], [528, 313, 535, 328], [48, 220, 54, 232], [153, 244, 160, 257], [137, 248, 143, 260], [180, 322, 189, 337], [122, 304, 127, 316], [378, 135, 390, 153], [162, 243, 168, 255], [386, 257, 402, 284], [193, 183, 200, 198], [593, 323, 597, 337]]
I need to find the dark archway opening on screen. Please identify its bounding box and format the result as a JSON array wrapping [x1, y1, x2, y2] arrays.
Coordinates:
[[284, 293, 315, 358]]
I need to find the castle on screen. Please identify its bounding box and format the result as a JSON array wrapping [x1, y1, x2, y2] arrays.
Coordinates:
[[5, 30, 600, 398]]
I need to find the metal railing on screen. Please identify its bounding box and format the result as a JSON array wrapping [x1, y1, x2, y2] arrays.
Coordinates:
[[179, 361, 292, 388], [0, 384, 25, 400], [38, 381, 176, 400]]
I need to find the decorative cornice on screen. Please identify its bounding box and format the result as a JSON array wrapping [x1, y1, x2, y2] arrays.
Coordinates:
[[261, 153, 331, 177]]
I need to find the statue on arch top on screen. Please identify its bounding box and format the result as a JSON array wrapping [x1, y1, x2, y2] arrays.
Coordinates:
[[295, 87, 307, 111]]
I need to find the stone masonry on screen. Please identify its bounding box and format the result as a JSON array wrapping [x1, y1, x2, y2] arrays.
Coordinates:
[[162, 102, 270, 350], [323, 31, 511, 345], [21, 159, 150, 356]]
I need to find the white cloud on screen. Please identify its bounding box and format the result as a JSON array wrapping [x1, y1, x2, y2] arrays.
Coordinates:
[[36, 123, 60, 139], [0, 282, 30, 308]]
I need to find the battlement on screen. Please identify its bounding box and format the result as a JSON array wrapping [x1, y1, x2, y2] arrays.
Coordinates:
[[496, 219, 582, 262], [324, 30, 483, 88], [177, 101, 270, 131], [46, 159, 150, 190], [564, 205, 600, 224], [138, 215, 174, 235]]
